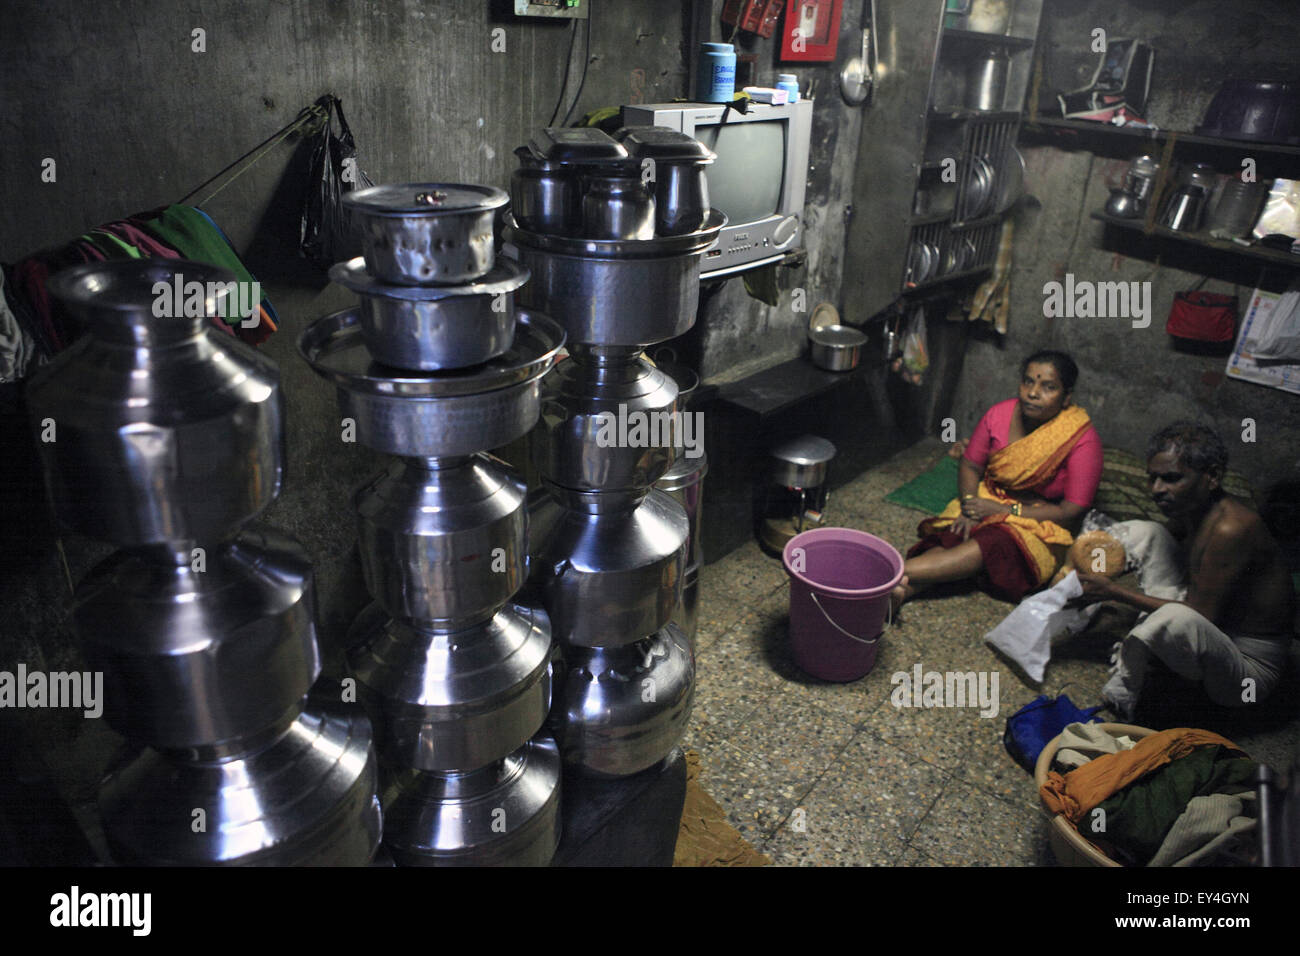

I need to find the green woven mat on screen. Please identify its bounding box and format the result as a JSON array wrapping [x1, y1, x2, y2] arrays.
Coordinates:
[[885, 455, 959, 515], [883, 448, 1255, 521]]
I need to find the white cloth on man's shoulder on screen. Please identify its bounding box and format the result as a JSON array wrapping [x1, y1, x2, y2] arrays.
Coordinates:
[[1104, 519, 1186, 600]]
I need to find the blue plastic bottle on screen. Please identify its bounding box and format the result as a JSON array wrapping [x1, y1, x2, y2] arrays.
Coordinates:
[[777, 74, 800, 103], [696, 42, 736, 103]]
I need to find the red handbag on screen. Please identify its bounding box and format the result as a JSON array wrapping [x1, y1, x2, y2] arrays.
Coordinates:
[[1166, 280, 1238, 343]]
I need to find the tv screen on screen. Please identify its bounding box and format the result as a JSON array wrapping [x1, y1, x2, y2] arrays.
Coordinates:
[[697, 120, 785, 223]]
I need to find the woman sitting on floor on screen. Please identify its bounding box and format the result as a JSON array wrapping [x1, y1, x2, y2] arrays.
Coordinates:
[[892, 349, 1102, 609]]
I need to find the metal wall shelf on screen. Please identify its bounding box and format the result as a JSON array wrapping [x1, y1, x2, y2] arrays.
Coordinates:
[[940, 27, 1036, 51], [1090, 211, 1300, 269], [1024, 117, 1300, 159]]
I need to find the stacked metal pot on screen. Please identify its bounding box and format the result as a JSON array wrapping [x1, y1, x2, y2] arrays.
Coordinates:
[[652, 354, 707, 643], [506, 128, 722, 778], [301, 184, 566, 865], [26, 259, 382, 865]]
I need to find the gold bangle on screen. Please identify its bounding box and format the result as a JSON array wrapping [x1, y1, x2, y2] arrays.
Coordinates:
[[1011, 502, 1022, 517], [961, 494, 975, 501]]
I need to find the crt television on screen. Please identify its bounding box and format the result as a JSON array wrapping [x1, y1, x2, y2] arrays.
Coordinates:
[[621, 99, 813, 280]]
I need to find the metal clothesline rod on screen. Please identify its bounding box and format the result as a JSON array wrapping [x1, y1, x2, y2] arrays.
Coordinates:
[[176, 101, 329, 207]]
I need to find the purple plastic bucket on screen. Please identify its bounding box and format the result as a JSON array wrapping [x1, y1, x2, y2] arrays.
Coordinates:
[[782, 528, 904, 682]]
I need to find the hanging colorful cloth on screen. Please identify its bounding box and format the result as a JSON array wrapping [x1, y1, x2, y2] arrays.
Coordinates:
[[127, 204, 278, 345]]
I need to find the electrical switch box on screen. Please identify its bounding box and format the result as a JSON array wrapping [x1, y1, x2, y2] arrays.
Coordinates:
[[514, 0, 589, 19]]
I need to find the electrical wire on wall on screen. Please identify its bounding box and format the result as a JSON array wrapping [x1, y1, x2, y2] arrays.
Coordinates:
[[561, 6, 594, 127], [546, 5, 594, 128], [547, 20, 580, 126]]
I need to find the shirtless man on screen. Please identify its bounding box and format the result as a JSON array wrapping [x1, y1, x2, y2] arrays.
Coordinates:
[[1073, 421, 1295, 718]]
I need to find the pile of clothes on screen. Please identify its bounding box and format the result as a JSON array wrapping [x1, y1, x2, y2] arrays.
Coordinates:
[[1040, 724, 1259, 866], [1, 205, 278, 386]]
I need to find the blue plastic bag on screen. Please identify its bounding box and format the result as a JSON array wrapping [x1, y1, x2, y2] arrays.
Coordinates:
[[1004, 693, 1103, 772]]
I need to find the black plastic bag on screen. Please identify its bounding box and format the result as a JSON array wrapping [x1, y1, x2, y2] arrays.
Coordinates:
[[299, 94, 374, 270]]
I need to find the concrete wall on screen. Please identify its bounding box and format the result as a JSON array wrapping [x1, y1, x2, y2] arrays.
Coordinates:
[[951, 0, 1300, 496]]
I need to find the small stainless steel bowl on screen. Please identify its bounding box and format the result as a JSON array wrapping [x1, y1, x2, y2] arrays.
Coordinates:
[[330, 257, 528, 370], [809, 324, 867, 372]]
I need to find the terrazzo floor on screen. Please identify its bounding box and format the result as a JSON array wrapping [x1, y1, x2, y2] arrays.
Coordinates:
[[684, 438, 1300, 866]]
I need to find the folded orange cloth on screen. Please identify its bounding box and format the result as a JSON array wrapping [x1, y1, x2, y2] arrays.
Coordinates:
[[1040, 727, 1243, 822]]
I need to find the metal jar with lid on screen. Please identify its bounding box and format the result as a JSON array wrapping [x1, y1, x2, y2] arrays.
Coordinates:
[[343, 183, 508, 285], [967, 47, 1009, 112], [771, 435, 837, 489], [510, 144, 581, 237], [760, 435, 837, 552], [1124, 155, 1159, 206], [581, 169, 657, 241], [614, 127, 716, 236]]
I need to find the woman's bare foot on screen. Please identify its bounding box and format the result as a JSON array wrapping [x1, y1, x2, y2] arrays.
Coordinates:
[[890, 575, 914, 615]]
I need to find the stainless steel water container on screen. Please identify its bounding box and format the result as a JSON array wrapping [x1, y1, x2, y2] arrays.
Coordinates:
[[328, 257, 527, 371], [967, 48, 1009, 111], [532, 349, 680, 495], [613, 126, 716, 236], [656, 453, 707, 572], [673, 563, 701, 643], [29, 260, 283, 548], [527, 488, 688, 648], [549, 623, 695, 777], [380, 733, 562, 867], [98, 701, 383, 866], [299, 307, 564, 458], [354, 454, 527, 625], [347, 603, 553, 772], [506, 212, 724, 348], [343, 183, 508, 286], [73, 525, 322, 752]]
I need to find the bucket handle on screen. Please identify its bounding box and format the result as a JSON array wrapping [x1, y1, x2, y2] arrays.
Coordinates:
[[809, 590, 892, 646]]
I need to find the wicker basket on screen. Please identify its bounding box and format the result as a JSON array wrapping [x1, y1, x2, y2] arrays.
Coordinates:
[[1033, 722, 1156, 867]]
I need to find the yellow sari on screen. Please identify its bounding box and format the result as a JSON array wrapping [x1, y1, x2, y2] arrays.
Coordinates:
[[919, 405, 1092, 586]]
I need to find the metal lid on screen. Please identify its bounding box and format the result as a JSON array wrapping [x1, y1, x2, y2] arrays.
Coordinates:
[[329, 256, 529, 301], [808, 324, 867, 347], [613, 127, 716, 164], [527, 127, 629, 165], [770, 435, 836, 467], [504, 208, 726, 259], [298, 307, 564, 397], [342, 183, 507, 216], [808, 302, 840, 332]]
